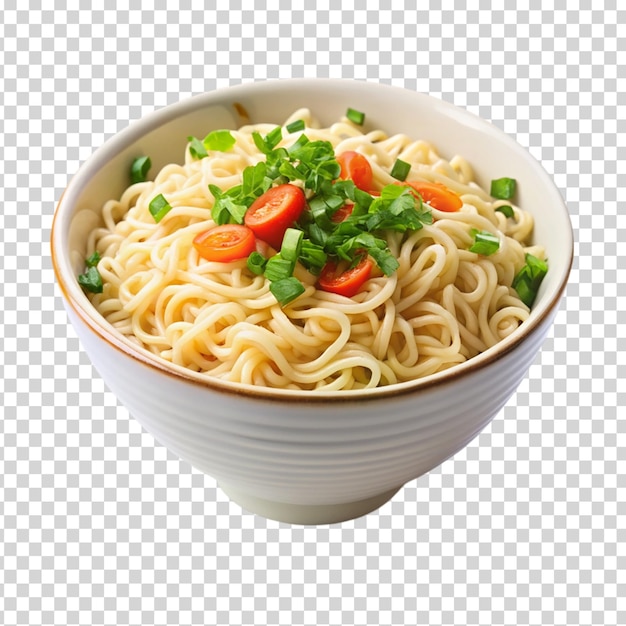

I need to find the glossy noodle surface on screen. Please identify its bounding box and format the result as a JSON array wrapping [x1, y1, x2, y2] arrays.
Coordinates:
[[85, 109, 544, 390]]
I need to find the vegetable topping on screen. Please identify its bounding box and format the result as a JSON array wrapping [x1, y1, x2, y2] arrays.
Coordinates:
[[78, 251, 103, 294], [491, 177, 517, 200], [193, 224, 257, 263], [244, 184, 306, 250], [318, 253, 374, 298], [96, 116, 544, 310], [130, 156, 151, 184], [337, 151, 374, 191], [512, 253, 548, 307], [346, 107, 365, 125], [403, 181, 463, 213]]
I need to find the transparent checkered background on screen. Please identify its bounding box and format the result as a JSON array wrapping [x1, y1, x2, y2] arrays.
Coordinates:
[[1, 1, 623, 625]]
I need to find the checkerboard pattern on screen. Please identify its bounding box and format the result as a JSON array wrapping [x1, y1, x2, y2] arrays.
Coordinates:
[[1, 2, 623, 625]]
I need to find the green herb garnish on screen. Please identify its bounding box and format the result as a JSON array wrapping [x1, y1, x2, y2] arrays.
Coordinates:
[[253, 126, 283, 154], [269, 277, 306, 307], [130, 156, 151, 184], [390, 158, 411, 181], [149, 194, 172, 223], [187, 136, 208, 160], [346, 107, 365, 125], [203, 129, 236, 152], [491, 177, 517, 200], [286, 119, 305, 133], [512, 253, 548, 307], [200, 123, 432, 306], [495, 205, 514, 218], [280, 228, 304, 262], [187, 130, 237, 159], [246, 251, 267, 276], [78, 264, 103, 294], [469, 230, 500, 256], [85, 250, 101, 268], [264, 255, 295, 282]]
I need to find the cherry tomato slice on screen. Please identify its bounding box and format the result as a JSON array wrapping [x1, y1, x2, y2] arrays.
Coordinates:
[[244, 183, 306, 249], [337, 151, 374, 191], [318, 254, 374, 298], [404, 181, 463, 212], [193, 224, 256, 262], [330, 203, 354, 223]]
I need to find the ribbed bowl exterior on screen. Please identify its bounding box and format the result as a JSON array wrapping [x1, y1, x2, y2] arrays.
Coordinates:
[[67, 304, 556, 507]]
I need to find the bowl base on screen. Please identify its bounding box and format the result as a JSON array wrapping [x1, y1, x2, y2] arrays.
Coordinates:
[[218, 483, 402, 525]]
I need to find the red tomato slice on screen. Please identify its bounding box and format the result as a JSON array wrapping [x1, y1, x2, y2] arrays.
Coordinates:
[[318, 254, 373, 298], [244, 183, 306, 249], [337, 151, 374, 191], [330, 203, 354, 223], [404, 181, 463, 212], [193, 224, 256, 262]]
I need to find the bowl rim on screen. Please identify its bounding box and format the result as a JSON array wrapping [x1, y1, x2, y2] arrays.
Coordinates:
[[51, 78, 574, 402]]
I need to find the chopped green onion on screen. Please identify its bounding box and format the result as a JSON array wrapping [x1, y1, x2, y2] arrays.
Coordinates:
[[130, 156, 151, 184], [512, 253, 548, 307], [368, 247, 400, 276], [247, 251, 267, 275], [208, 184, 223, 200], [253, 127, 283, 154], [286, 133, 310, 155], [203, 129, 236, 152], [346, 107, 365, 125], [218, 197, 248, 225], [266, 126, 283, 150], [308, 195, 335, 231], [280, 228, 304, 262], [286, 119, 305, 133], [299, 240, 327, 275], [85, 250, 101, 268], [390, 158, 411, 181], [491, 177, 517, 200], [264, 255, 295, 282], [241, 161, 271, 199], [269, 276, 305, 306], [78, 265, 103, 294], [188, 136, 208, 160], [495, 205, 514, 218], [469, 230, 500, 256], [149, 194, 172, 223]]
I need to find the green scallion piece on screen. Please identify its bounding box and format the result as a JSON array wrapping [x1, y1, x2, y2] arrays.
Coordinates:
[[280, 228, 304, 263], [299, 240, 327, 275], [286, 119, 305, 133], [390, 158, 411, 181], [130, 156, 151, 184], [286, 133, 310, 155], [495, 205, 514, 218], [491, 177, 517, 200], [346, 107, 365, 125], [269, 276, 305, 306], [469, 230, 500, 256], [512, 253, 548, 307], [264, 255, 295, 282], [203, 129, 236, 152], [149, 194, 172, 223], [247, 251, 267, 276], [188, 136, 208, 160], [85, 250, 101, 268], [78, 265, 103, 294], [265, 126, 283, 151]]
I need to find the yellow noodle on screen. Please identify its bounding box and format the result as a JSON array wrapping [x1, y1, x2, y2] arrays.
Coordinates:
[[84, 109, 541, 390]]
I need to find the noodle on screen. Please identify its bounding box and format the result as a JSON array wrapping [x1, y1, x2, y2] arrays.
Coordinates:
[[85, 110, 545, 391]]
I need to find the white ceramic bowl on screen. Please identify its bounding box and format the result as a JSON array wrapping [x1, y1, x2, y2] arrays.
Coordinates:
[[51, 80, 573, 524]]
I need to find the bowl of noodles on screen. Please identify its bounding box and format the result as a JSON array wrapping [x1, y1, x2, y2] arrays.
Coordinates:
[[51, 79, 573, 524]]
